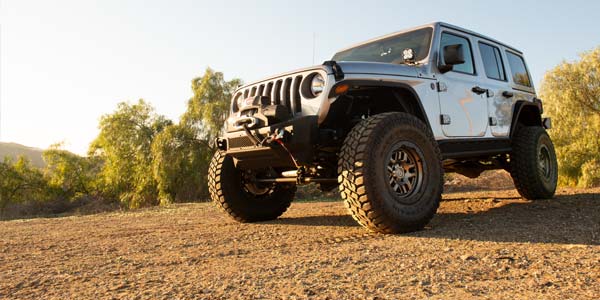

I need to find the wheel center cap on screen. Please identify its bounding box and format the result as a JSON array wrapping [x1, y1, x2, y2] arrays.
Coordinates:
[[393, 166, 405, 178]]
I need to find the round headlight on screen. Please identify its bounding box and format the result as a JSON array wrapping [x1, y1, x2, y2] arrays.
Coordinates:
[[310, 74, 325, 96], [234, 94, 243, 111]]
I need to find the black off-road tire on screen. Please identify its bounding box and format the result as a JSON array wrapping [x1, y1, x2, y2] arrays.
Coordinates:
[[510, 126, 558, 200], [338, 112, 443, 233], [208, 150, 296, 222]]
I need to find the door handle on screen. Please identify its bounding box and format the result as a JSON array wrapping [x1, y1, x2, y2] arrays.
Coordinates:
[[502, 91, 514, 98], [471, 86, 488, 95]]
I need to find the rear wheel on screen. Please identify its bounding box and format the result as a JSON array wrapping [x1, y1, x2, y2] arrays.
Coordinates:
[[208, 150, 296, 222], [338, 112, 443, 233], [510, 126, 558, 199]]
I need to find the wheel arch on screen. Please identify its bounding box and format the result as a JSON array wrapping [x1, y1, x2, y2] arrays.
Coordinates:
[[510, 101, 543, 137], [326, 79, 432, 131]]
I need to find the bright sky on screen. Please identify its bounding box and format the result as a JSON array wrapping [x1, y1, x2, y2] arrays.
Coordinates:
[[1, 0, 599, 155]]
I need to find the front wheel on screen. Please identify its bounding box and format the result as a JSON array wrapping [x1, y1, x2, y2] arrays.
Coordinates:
[[510, 126, 558, 199], [208, 150, 296, 222], [338, 112, 443, 233]]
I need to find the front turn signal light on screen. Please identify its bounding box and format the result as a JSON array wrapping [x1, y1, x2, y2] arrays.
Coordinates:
[[334, 84, 349, 95]]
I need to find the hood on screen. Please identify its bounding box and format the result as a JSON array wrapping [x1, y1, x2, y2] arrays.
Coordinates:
[[335, 61, 420, 78], [236, 61, 421, 92], [236, 65, 330, 91]]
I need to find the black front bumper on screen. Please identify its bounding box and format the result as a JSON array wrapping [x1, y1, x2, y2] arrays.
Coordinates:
[[222, 115, 318, 169]]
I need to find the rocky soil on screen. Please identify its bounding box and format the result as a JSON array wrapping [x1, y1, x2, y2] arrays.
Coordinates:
[[1, 187, 599, 299]]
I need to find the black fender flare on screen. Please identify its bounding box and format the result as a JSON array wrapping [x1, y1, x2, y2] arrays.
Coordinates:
[[328, 78, 432, 131], [510, 100, 543, 138]]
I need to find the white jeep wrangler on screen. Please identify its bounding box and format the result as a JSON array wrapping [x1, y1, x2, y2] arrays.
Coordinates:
[[208, 22, 557, 233]]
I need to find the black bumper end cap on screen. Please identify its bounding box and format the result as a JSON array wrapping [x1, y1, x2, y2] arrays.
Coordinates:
[[216, 137, 228, 150]]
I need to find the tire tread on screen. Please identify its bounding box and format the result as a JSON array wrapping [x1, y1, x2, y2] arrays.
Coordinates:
[[338, 112, 442, 233]]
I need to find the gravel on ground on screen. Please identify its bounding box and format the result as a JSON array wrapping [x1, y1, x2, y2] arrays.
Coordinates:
[[1, 187, 599, 299]]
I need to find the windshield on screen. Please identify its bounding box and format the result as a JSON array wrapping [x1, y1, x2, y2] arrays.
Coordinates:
[[332, 28, 433, 64]]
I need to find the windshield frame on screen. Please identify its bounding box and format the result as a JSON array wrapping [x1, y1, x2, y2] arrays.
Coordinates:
[[332, 25, 435, 65]]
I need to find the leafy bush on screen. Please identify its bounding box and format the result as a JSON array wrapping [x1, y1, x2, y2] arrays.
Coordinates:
[[541, 47, 600, 187], [43, 144, 102, 199], [152, 124, 212, 204], [0, 157, 50, 216], [180, 68, 242, 143], [1, 68, 242, 216], [152, 68, 242, 204], [89, 99, 172, 208]]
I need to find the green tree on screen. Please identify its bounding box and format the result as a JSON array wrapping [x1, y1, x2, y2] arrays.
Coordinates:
[[181, 67, 242, 143], [42, 144, 101, 200], [541, 46, 600, 187], [89, 99, 172, 208], [152, 68, 241, 204], [151, 124, 212, 204], [0, 157, 48, 216]]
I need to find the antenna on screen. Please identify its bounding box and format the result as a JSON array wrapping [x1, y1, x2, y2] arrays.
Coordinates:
[[312, 32, 316, 65]]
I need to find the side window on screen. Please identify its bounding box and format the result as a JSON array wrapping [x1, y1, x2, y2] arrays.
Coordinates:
[[506, 51, 532, 87], [440, 32, 474, 74], [479, 42, 506, 81]]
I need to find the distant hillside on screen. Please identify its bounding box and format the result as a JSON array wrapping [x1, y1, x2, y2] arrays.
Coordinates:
[[0, 142, 46, 168]]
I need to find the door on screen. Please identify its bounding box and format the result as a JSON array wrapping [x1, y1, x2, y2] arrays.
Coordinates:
[[437, 31, 488, 137], [503, 50, 537, 134], [476, 41, 513, 136]]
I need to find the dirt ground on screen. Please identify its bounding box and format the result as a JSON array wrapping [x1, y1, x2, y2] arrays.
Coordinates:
[[1, 186, 599, 300]]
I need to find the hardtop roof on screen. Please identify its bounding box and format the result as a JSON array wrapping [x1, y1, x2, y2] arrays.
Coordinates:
[[334, 22, 523, 56]]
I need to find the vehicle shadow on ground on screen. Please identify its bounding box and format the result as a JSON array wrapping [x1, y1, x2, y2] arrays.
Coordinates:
[[273, 192, 600, 246], [269, 215, 360, 227], [418, 192, 600, 245]]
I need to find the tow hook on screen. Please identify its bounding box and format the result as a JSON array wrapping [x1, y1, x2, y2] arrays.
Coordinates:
[[240, 126, 300, 168], [242, 126, 288, 147], [265, 128, 286, 144], [266, 129, 299, 168]]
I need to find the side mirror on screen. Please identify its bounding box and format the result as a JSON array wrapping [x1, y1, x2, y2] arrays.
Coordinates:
[[439, 44, 465, 73]]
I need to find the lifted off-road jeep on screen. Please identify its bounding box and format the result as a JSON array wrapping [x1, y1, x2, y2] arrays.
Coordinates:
[[208, 22, 557, 233]]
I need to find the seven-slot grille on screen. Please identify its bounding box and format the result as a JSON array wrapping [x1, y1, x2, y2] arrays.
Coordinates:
[[235, 74, 304, 115]]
